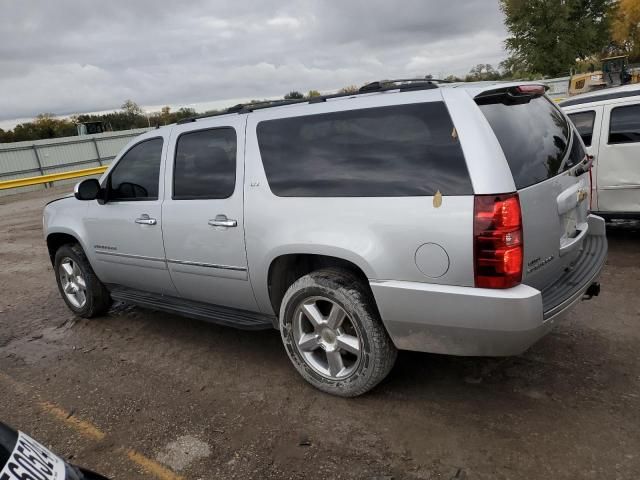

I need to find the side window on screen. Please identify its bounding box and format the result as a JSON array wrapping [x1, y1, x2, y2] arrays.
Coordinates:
[[108, 138, 163, 201], [568, 111, 596, 147], [256, 102, 472, 197], [609, 104, 640, 144], [173, 128, 236, 200]]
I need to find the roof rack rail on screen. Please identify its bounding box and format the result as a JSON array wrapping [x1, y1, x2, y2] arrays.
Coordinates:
[[176, 78, 446, 125], [176, 99, 309, 124]]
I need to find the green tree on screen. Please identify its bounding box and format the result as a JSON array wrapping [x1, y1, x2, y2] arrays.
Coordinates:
[[0, 103, 204, 143], [177, 107, 196, 117], [307, 89, 321, 98], [500, 0, 614, 76], [465, 64, 503, 81], [338, 85, 359, 94], [5, 114, 76, 142], [499, 55, 540, 78], [284, 91, 304, 99], [121, 99, 143, 116]]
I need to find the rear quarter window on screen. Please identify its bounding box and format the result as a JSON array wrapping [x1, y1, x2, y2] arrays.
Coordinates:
[[478, 94, 572, 189], [256, 102, 472, 197], [568, 111, 596, 147]]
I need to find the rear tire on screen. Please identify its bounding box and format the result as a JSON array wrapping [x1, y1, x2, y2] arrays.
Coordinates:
[[279, 268, 397, 397], [54, 244, 111, 318]]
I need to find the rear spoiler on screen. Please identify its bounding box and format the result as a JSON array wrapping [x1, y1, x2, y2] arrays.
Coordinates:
[[474, 84, 549, 106]]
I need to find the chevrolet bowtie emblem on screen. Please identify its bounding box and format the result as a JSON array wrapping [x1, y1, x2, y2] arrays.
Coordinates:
[[577, 188, 588, 203]]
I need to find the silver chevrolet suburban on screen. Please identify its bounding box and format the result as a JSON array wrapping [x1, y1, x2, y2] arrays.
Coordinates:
[[43, 80, 607, 397]]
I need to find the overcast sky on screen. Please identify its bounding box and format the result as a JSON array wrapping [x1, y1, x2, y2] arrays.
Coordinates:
[[0, 0, 507, 129]]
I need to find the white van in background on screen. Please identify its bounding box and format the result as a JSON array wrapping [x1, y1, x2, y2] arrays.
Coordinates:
[[561, 84, 640, 219]]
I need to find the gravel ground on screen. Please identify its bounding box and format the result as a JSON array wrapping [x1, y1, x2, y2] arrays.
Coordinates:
[[0, 186, 639, 480]]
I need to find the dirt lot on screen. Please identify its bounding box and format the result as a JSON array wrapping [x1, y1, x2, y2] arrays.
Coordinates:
[[0, 186, 639, 480]]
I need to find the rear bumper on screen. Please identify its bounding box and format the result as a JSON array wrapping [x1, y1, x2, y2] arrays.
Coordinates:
[[370, 216, 607, 356]]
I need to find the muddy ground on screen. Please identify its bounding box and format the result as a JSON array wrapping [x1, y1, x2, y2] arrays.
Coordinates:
[[0, 186, 639, 480]]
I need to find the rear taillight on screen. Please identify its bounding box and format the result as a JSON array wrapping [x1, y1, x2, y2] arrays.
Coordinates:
[[474, 193, 523, 289]]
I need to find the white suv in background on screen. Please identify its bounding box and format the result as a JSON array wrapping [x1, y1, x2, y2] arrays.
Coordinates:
[[562, 84, 640, 220]]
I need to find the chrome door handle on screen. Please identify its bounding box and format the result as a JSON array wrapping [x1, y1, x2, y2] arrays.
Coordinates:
[[208, 214, 237, 228], [135, 214, 157, 225]]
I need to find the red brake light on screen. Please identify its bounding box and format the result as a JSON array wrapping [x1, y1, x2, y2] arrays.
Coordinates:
[[474, 193, 523, 289], [515, 85, 545, 95]]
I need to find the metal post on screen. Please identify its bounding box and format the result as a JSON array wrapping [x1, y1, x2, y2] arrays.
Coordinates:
[[92, 138, 103, 165], [31, 145, 48, 189]]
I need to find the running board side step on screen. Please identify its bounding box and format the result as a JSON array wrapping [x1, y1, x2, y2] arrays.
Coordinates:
[[109, 287, 276, 330]]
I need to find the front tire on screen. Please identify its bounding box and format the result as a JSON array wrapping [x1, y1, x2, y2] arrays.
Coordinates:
[[54, 244, 111, 318], [279, 269, 397, 397]]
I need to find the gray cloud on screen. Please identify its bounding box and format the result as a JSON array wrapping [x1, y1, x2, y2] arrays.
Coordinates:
[[0, 0, 507, 126]]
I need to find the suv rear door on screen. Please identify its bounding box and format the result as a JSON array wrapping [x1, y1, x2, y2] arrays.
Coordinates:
[[476, 87, 592, 291], [161, 116, 259, 311], [596, 100, 640, 213]]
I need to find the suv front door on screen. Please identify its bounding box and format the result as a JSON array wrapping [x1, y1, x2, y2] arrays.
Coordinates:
[[162, 118, 258, 311], [85, 134, 177, 295]]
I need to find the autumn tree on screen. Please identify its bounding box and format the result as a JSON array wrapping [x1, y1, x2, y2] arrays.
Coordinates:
[[611, 0, 640, 60], [500, 0, 614, 76], [160, 106, 171, 125]]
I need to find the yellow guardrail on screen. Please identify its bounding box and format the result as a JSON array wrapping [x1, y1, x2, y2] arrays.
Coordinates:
[[0, 166, 108, 190]]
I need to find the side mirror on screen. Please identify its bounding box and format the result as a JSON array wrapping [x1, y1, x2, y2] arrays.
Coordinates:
[[74, 178, 102, 201]]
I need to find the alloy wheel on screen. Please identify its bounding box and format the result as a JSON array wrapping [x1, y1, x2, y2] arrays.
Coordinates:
[[59, 257, 87, 308], [292, 296, 362, 379]]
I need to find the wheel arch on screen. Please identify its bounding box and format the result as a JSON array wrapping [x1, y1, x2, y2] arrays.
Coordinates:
[[266, 253, 377, 317], [46, 230, 86, 265]]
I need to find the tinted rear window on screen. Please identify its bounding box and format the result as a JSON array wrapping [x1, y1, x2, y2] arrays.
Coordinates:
[[478, 95, 572, 189], [256, 102, 472, 197]]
